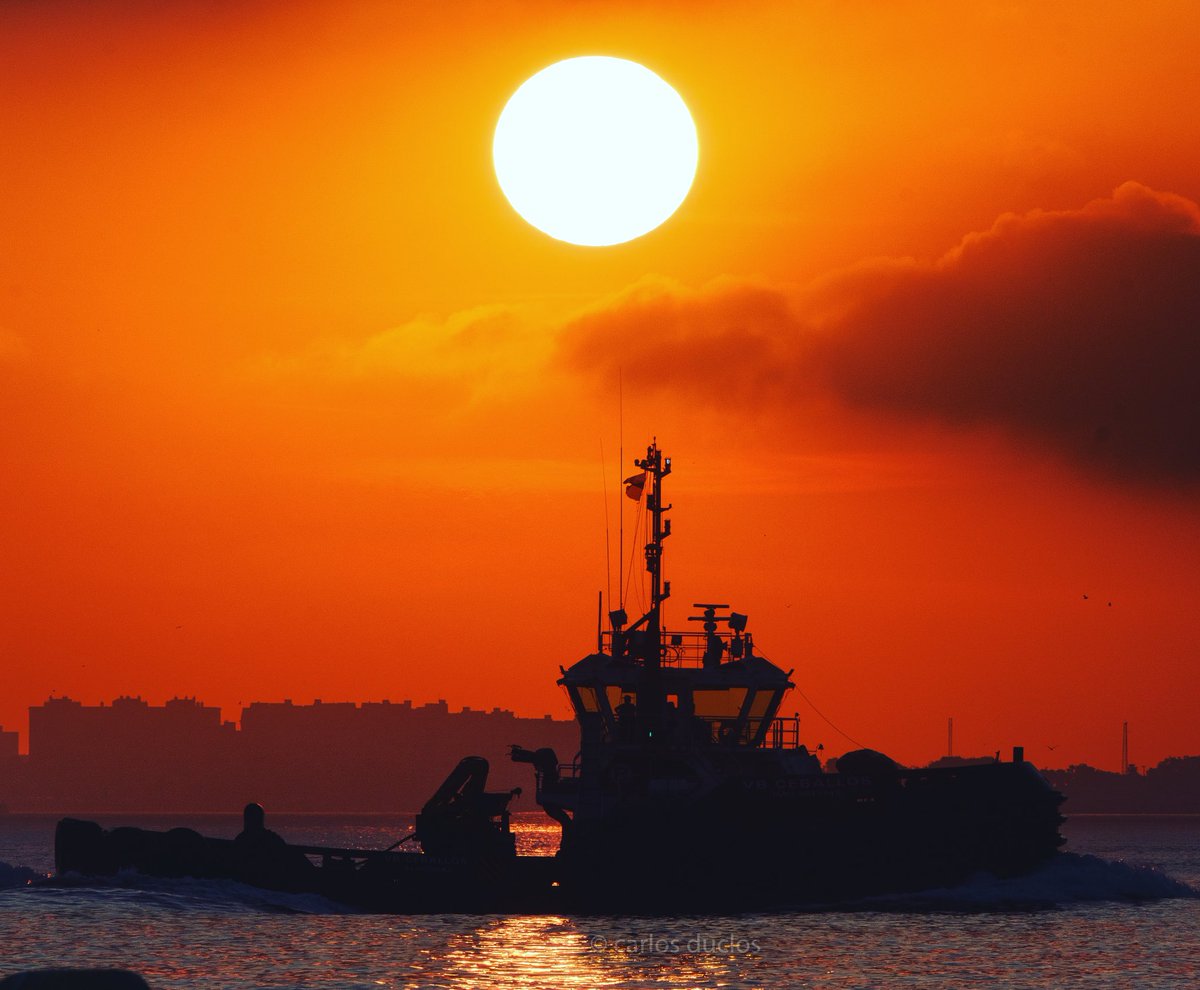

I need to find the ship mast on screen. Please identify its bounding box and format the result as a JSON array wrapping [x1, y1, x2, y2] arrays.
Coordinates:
[[636, 440, 671, 668], [609, 440, 672, 667]]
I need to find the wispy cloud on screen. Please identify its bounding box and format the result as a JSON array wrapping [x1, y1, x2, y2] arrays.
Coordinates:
[[242, 303, 555, 406]]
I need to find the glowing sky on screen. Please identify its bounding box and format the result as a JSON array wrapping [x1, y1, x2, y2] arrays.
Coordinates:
[[3, 0, 1199, 769]]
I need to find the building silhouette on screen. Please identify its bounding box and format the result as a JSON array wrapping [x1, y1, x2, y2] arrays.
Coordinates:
[[1, 695, 576, 813], [0, 727, 18, 813], [4, 699, 1195, 814]]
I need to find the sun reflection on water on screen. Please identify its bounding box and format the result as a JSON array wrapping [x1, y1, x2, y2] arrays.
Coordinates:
[[423, 913, 777, 990]]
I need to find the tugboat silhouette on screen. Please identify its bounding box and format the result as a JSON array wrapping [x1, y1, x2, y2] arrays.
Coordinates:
[[56, 439, 1064, 912]]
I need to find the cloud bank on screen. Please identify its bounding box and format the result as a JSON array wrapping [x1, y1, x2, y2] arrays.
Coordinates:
[[559, 183, 1200, 484]]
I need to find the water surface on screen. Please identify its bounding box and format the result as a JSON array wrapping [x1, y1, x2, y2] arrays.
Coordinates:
[[2, 814, 1197, 989]]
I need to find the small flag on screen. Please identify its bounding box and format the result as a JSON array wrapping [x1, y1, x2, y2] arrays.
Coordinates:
[[623, 472, 647, 501]]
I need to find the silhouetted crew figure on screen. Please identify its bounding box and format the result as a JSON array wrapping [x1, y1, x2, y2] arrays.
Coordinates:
[[236, 802, 284, 848], [615, 694, 637, 743], [662, 699, 680, 743], [234, 802, 312, 888]]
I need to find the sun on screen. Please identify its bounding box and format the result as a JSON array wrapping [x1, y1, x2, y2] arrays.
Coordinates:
[[493, 56, 699, 247]]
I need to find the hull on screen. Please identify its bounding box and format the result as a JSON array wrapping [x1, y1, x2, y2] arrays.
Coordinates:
[[556, 761, 1065, 910], [54, 818, 559, 914], [55, 759, 1062, 913]]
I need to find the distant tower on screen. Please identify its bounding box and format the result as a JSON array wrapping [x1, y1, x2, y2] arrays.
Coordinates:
[[1122, 720, 1129, 775], [947, 717, 953, 758]]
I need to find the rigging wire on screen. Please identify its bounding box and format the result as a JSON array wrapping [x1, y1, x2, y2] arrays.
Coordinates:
[[622, 498, 645, 613], [599, 438, 612, 610], [792, 684, 870, 752], [618, 368, 623, 610], [759, 652, 870, 751]]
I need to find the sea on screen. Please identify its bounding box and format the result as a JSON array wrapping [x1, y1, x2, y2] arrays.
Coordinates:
[[1, 812, 1198, 989]]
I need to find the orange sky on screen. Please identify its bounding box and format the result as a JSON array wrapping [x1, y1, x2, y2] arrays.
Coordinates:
[[3, 0, 1199, 770]]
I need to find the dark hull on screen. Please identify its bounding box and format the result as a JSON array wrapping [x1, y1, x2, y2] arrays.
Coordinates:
[[54, 818, 559, 914], [55, 761, 1062, 913], [557, 761, 1065, 911]]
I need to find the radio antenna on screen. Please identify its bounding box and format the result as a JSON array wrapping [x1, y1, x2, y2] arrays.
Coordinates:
[[618, 367, 624, 610], [600, 437, 612, 610]]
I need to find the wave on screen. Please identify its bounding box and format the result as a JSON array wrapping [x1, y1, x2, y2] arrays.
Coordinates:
[[11, 852, 1197, 916], [0, 861, 42, 889], [840, 853, 1200, 912], [23, 870, 361, 915]]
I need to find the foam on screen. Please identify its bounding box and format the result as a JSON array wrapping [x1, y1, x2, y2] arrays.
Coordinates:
[[847, 853, 1200, 912]]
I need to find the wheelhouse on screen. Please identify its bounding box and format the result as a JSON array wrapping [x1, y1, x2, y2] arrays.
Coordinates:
[[558, 441, 795, 753], [561, 648, 793, 749]]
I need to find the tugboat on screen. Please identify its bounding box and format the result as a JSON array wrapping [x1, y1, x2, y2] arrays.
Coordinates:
[[55, 439, 1064, 912], [508, 439, 1065, 910]]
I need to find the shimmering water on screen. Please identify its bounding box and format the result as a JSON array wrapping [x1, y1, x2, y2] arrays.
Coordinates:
[[2, 813, 1198, 989]]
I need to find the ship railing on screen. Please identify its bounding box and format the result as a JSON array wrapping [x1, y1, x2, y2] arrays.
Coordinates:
[[555, 762, 582, 780], [690, 716, 802, 749], [764, 715, 801, 749], [601, 629, 751, 667], [631, 715, 803, 749]]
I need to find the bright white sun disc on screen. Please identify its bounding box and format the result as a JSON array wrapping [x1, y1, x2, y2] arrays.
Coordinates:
[[493, 56, 698, 246]]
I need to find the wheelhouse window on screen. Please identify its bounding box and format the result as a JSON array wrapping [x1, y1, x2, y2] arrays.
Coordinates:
[[690, 687, 749, 744], [605, 686, 637, 711], [569, 686, 602, 714], [692, 687, 748, 720], [744, 687, 783, 746]]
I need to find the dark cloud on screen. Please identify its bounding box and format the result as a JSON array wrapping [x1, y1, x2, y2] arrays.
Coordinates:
[[812, 182, 1200, 482], [559, 183, 1200, 484], [560, 275, 798, 404]]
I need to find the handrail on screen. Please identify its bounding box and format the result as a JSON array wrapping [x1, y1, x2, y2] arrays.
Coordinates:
[[600, 629, 752, 667], [766, 715, 801, 749]]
